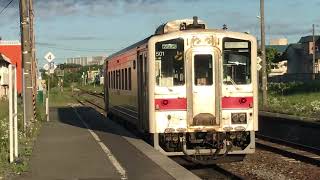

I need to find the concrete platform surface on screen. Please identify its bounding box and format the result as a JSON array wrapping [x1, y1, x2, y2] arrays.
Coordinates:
[[12, 106, 199, 180]]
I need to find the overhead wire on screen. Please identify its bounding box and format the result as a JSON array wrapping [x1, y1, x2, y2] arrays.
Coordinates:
[[0, 0, 14, 16], [36, 42, 121, 53]]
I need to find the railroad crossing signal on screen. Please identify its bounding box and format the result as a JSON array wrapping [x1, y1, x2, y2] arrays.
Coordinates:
[[44, 52, 55, 63]]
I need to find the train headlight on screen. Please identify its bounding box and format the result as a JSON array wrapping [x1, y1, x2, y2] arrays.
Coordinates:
[[231, 113, 247, 124]]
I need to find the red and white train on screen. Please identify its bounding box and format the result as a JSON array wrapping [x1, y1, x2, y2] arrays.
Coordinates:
[[104, 17, 258, 162]]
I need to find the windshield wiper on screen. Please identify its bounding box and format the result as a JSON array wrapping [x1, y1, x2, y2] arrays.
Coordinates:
[[225, 76, 240, 90]]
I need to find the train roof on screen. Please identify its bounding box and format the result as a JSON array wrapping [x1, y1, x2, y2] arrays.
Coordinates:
[[106, 18, 255, 61], [106, 36, 153, 61]]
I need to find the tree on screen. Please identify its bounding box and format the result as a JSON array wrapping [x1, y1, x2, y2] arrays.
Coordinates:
[[266, 47, 281, 74]]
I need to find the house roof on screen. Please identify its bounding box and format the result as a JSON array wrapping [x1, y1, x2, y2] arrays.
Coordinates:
[[298, 35, 320, 43], [267, 45, 288, 53], [0, 53, 11, 64]]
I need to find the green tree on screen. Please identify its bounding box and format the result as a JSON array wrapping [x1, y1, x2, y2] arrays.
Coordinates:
[[266, 47, 280, 74]]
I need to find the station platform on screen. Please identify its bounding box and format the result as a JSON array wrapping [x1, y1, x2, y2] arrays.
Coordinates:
[[14, 106, 199, 180]]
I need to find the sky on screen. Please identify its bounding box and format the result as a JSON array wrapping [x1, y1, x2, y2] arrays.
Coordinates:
[[0, 0, 319, 67]]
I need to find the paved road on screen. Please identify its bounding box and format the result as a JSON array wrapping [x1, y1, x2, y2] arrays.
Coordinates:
[[13, 106, 177, 180]]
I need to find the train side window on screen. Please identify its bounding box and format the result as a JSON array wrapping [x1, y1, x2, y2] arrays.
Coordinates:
[[125, 68, 128, 90], [110, 71, 112, 89], [117, 70, 120, 89], [119, 69, 122, 90], [128, 68, 132, 90], [121, 69, 124, 90], [113, 71, 115, 89]]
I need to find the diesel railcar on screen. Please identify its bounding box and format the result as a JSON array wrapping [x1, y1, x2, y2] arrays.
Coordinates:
[[104, 17, 258, 162]]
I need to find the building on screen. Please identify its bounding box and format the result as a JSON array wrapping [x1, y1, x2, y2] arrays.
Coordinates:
[[0, 41, 22, 94], [270, 38, 288, 45], [0, 54, 10, 98], [266, 43, 288, 77], [66, 56, 88, 66], [284, 36, 320, 74], [90, 56, 106, 65], [65, 55, 106, 66]]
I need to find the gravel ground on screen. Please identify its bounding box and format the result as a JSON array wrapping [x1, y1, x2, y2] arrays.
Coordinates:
[[219, 149, 320, 180]]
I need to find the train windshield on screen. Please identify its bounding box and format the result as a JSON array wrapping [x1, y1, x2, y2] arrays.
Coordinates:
[[223, 38, 251, 85], [155, 38, 185, 86]]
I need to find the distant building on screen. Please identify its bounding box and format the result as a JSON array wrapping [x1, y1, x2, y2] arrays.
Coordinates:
[[90, 56, 106, 65], [266, 44, 288, 77], [66, 55, 106, 66], [270, 38, 288, 45], [66, 56, 88, 66], [269, 60, 287, 77]]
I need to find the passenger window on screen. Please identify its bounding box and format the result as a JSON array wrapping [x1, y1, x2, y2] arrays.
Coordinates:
[[128, 68, 132, 90], [125, 68, 128, 90], [114, 71, 116, 89], [121, 69, 124, 90]]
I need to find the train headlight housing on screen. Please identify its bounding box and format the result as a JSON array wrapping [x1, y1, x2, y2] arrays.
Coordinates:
[[231, 113, 247, 124]]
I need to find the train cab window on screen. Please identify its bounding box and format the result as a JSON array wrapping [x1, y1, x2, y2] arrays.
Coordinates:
[[223, 38, 251, 85], [155, 38, 184, 86], [194, 54, 213, 86]]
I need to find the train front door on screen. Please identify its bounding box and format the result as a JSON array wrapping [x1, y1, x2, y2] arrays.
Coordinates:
[[187, 49, 217, 127], [137, 51, 148, 132]]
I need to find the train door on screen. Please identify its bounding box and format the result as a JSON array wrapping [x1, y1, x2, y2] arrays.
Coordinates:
[[137, 51, 148, 132], [187, 49, 218, 126]]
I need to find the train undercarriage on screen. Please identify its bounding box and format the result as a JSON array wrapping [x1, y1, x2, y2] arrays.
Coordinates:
[[154, 131, 255, 164]]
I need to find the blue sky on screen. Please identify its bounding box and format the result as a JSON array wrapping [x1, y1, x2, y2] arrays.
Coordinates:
[[0, 0, 319, 67]]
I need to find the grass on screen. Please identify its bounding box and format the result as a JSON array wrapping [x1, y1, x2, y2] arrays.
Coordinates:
[[48, 87, 78, 107], [265, 92, 320, 119], [80, 84, 103, 94], [0, 97, 46, 179]]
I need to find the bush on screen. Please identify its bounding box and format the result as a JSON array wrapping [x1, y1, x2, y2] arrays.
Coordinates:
[[268, 81, 320, 95]]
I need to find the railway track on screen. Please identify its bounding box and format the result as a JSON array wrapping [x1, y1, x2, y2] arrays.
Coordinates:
[[78, 90, 320, 176], [256, 134, 320, 166], [258, 111, 320, 166], [77, 90, 243, 180]]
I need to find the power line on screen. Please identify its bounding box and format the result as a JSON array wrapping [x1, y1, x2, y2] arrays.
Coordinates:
[[0, 0, 14, 16], [36, 42, 120, 52]]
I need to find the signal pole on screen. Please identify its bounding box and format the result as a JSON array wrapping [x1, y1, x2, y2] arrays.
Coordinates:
[[260, 0, 268, 110], [19, 0, 34, 132]]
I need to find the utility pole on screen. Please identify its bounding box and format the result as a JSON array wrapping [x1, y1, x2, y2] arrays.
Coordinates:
[[312, 24, 316, 74], [29, 0, 36, 90], [260, 0, 268, 109], [19, 0, 34, 132]]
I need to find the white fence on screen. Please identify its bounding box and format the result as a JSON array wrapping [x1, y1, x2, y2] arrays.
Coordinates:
[[8, 64, 18, 163]]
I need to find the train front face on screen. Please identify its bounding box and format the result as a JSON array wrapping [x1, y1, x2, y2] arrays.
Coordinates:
[[148, 30, 258, 158]]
